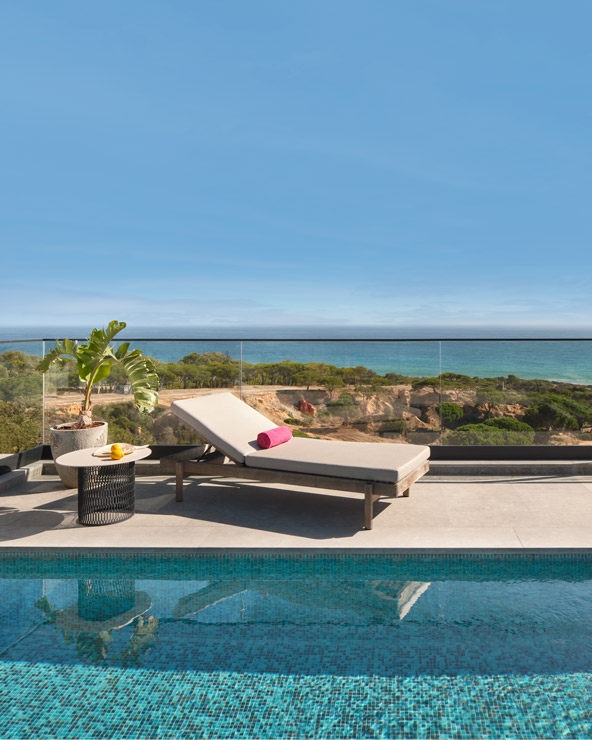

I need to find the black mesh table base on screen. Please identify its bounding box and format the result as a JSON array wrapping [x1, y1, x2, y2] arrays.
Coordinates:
[[78, 462, 136, 525]]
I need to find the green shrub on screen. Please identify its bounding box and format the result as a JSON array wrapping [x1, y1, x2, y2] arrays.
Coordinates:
[[379, 417, 408, 435], [283, 417, 302, 425], [437, 402, 463, 425], [443, 423, 534, 446], [414, 373, 474, 390], [292, 429, 320, 439], [412, 377, 439, 389], [384, 373, 412, 383], [326, 404, 359, 419], [326, 393, 357, 408], [0, 400, 41, 453], [440, 373, 473, 385], [523, 401, 579, 431], [483, 417, 534, 433], [524, 394, 592, 431], [555, 398, 592, 429]]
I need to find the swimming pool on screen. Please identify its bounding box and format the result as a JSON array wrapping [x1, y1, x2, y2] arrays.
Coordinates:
[[0, 551, 590, 739]]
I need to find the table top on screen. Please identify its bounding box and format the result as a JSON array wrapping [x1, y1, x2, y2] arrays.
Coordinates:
[[56, 446, 152, 468]]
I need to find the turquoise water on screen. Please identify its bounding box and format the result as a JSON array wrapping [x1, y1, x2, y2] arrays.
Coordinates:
[[1, 326, 592, 383], [0, 552, 591, 739]]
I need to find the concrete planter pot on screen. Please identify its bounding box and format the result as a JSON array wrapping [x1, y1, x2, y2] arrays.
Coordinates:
[[50, 422, 108, 488]]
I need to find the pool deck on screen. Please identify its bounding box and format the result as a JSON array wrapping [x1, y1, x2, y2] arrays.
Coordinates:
[[1, 473, 592, 549]]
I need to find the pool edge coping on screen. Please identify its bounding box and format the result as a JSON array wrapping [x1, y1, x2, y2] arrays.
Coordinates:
[[1, 547, 592, 555]]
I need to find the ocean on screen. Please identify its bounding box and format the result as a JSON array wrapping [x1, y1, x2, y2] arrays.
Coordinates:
[[1, 326, 592, 384]]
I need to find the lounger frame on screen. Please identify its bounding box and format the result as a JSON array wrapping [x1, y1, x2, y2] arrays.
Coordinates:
[[164, 446, 429, 529]]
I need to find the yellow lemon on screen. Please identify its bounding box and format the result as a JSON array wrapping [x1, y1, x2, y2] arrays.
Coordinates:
[[110, 444, 124, 460]]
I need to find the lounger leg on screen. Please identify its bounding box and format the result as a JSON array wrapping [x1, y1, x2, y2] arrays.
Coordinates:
[[364, 483, 374, 530], [403, 486, 411, 497], [176, 461, 185, 502]]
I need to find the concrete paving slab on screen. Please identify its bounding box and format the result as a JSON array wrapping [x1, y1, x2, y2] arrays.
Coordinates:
[[123, 512, 221, 528], [351, 526, 524, 548], [510, 480, 592, 495], [198, 527, 304, 548], [0, 524, 216, 548], [371, 501, 453, 528], [512, 489, 592, 522], [445, 506, 538, 528], [514, 527, 592, 548], [0, 474, 591, 549]]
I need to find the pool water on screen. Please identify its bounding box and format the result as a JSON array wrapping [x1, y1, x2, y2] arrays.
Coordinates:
[[0, 552, 590, 739]]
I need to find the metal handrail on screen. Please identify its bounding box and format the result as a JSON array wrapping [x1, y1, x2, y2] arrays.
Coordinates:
[[2, 337, 592, 343], [0, 338, 44, 343]]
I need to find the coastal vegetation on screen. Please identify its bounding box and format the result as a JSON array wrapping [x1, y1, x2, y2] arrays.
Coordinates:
[[0, 351, 41, 453], [1, 349, 592, 452]]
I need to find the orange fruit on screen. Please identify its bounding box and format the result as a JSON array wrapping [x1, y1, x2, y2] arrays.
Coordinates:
[[110, 444, 124, 460]]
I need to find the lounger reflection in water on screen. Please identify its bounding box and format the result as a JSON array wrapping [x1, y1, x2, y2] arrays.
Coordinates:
[[173, 579, 431, 622], [170, 392, 430, 530]]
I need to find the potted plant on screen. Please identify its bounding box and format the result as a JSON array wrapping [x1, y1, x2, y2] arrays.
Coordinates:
[[37, 320, 159, 487]]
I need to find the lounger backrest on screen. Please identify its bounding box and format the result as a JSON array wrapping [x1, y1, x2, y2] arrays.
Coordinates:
[[171, 392, 275, 464]]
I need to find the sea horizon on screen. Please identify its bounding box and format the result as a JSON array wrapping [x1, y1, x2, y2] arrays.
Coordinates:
[[2, 324, 592, 341]]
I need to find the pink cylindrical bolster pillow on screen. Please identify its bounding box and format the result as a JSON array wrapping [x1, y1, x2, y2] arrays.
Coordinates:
[[257, 426, 293, 449]]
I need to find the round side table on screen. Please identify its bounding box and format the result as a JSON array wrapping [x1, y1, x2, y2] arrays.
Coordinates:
[[56, 446, 152, 526]]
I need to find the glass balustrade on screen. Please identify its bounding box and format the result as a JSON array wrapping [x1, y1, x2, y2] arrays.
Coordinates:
[[1, 336, 591, 453]]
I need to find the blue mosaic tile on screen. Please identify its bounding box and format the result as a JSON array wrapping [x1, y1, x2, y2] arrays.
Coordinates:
[[0, 551, 590, 738]]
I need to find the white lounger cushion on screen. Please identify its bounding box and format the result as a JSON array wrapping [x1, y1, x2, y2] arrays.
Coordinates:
[[171, 393, 274, 464], [245, 437, 429, 484], [171, 392, 430, 484]]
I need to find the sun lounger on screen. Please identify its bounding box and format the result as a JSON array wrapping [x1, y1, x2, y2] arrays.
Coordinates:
[[170, 392, 430, 529]]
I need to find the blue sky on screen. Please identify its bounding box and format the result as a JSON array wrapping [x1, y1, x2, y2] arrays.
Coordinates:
[[1, 0, 591, 328]]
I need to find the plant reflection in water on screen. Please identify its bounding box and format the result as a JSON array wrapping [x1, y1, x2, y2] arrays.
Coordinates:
[[35, 579, 159, 665]]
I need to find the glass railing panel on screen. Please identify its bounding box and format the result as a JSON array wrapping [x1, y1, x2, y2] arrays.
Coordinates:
[[5, 335, 592, 454], [241, 340, 442, 445], [439, 340, 592, 446], [0, 340, 43, 453]]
